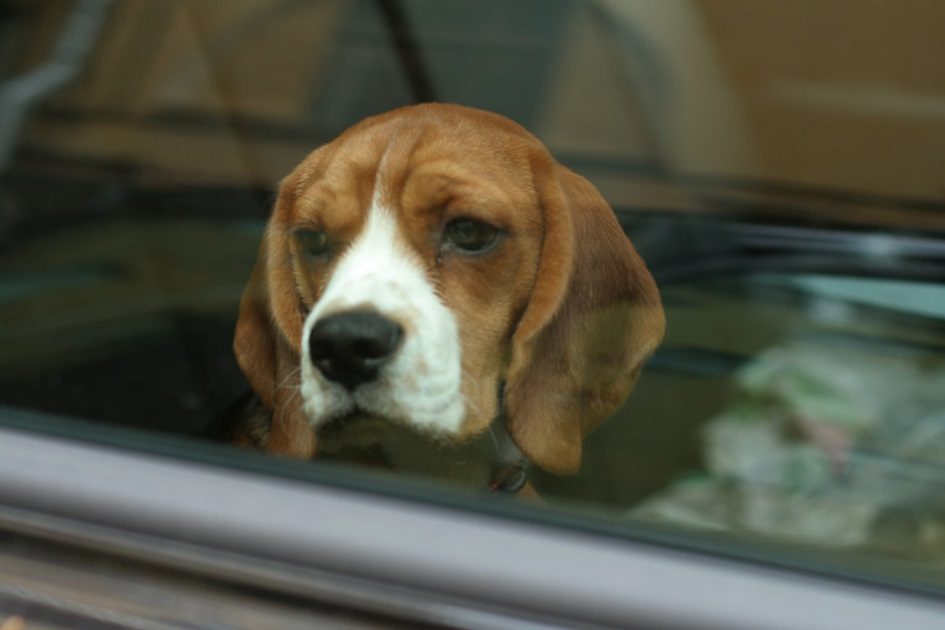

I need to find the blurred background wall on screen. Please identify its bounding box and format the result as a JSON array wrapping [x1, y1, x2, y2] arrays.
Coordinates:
[[4, 0, 944, 203]]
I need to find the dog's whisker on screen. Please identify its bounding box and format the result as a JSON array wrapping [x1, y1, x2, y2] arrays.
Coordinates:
[[486, 425, 500, 451], [276, 366, 302, 393]]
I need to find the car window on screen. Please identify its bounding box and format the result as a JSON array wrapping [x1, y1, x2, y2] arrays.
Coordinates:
[[2, 0, 945, 600]]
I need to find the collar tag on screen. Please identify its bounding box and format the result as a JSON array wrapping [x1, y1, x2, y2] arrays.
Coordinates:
[[489, 462, 529, 493]]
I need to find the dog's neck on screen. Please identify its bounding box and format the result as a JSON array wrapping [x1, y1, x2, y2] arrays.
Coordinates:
[[317, 412, 529, 493], [229, 394, 529, 493], [485, 422, 530, 493]]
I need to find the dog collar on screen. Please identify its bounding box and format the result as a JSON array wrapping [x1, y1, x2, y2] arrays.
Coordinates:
[[489, 460, 529, 493], [487, 385, 531, 493]]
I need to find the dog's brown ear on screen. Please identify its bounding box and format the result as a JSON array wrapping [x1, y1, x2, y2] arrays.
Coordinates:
[[504, 160, 665, 474], [233, 175, 316, 457], [234, 241, 279, 408]]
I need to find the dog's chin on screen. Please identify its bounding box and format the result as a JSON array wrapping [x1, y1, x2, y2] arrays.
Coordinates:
[[314, 407, 463, 455], [312, 406, 503, 489], [315, 410, 389, 453]]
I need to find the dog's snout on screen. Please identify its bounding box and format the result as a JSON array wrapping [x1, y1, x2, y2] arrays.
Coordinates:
[[309, 310, 403, 389]]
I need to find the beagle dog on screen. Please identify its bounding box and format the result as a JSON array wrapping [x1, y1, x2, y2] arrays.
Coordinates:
[[233, 104, 664, 491]]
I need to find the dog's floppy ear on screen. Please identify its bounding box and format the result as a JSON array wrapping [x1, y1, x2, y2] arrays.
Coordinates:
[[233, 172, 316, 457], [504, 159, 665, 474]]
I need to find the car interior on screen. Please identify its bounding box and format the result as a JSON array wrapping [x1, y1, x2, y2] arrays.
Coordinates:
[[1, 1, 944, 627]]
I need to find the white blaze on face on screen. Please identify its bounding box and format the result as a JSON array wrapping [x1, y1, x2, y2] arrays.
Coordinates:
[[299, 194, 465, 436]]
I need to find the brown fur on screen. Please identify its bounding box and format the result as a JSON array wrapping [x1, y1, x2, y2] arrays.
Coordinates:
[[234, 104, 664, 473]]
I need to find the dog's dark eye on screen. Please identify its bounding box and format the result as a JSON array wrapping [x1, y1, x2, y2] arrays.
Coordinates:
[[444, 219, 499, 253], [295, 229, 329, 258]]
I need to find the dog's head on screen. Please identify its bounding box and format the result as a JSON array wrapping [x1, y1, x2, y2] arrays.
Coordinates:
[[234, 104, 664, 474]]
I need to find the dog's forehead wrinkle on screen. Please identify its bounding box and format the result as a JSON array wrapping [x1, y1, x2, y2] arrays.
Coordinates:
[[361, 118, 532, 213], [365, 121, 434, 208]]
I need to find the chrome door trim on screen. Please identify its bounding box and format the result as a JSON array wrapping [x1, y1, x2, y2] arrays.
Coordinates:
[[1, 424, 944, 629]]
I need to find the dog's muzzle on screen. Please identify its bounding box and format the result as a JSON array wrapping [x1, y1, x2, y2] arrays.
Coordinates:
[[308, 309, 404, 389]]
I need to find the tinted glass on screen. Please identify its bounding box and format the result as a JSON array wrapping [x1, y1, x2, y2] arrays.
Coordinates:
[[2, 0, 944, 594]]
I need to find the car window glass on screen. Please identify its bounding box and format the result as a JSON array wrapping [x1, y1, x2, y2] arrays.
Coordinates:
[[2, 0, 944, 596]]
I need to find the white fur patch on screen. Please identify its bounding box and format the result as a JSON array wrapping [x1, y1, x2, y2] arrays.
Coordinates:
[[299, 193, 465, 437]]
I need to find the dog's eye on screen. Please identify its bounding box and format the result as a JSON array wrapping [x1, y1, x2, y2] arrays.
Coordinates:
[[444, 219, 499, 253], [295, 229, 329, 258]]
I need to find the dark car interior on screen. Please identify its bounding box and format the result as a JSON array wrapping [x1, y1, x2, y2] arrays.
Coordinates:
[[2, 3, 945, 621]]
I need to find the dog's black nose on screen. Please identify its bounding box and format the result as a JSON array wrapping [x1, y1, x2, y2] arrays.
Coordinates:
[[309, 310, 403, 389]]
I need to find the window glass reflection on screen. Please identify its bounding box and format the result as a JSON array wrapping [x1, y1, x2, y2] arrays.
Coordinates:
[[1, 0, 945, 593]]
